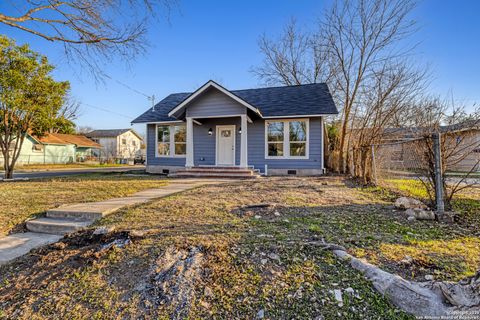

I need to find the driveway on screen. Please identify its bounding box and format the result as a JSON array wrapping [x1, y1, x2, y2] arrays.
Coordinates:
[[1, 166, 146, 179]]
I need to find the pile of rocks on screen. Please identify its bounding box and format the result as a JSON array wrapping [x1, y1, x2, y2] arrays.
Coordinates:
[[394, 197, 435, 221]]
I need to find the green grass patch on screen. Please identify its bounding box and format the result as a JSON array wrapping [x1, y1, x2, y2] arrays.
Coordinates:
[[384, 178, 430, 199]]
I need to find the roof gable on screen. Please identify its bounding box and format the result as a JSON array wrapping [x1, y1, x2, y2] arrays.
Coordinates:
[[87, 129, 143, 140], [36, 133, 101, 148], [86, 129, 130, 137], [167, 80, 262, 118]]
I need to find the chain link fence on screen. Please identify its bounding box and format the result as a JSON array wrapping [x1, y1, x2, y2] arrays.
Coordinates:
[[372, 132, 480, 211], [0, 155, 137, 167], [373, 138, 429, 182], [371, 134, 442, 210]]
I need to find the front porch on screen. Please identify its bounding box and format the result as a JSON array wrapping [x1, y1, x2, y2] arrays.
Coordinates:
[[185, 114, 251, 168]]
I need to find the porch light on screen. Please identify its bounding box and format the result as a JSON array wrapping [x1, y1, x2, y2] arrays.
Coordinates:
[[238, 127, 242, 134], [208, 128, 213, 136]]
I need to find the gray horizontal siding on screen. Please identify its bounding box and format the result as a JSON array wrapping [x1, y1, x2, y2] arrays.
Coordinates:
[[247, 118, 322, 173], [146, 118, 323, 173], [193, 118, 241, 166], [186, 89, 246, 118], [146, 123, 185, 167]]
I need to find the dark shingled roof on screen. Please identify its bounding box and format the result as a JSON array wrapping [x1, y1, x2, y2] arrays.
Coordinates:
[[86, 129, 133, 138], [132, 83, 338, 123]]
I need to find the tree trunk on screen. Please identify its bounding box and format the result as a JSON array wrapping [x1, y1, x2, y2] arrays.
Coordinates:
[[1, 134, 26, 180], [4, 165, 13, 179], [338, 123, 348, 173]]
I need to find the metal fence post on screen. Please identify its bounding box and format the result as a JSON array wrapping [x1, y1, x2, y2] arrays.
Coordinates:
[[433, 132, 445, 214], [371, 145, 377, 185]]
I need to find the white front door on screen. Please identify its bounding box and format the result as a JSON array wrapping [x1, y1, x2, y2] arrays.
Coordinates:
[[216, 125, 235, 166]]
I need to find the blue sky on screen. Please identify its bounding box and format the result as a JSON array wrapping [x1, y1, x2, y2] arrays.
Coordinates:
[[1, 0, 479, 135]]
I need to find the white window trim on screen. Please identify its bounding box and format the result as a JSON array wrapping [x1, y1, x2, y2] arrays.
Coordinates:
[[32, 144, 44, 153], [155, 124, 187, 158], [264, 118, 309, 160]]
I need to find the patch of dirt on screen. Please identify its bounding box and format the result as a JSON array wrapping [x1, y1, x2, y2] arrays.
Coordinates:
[[0, 228, 144, 316], [140, 246, 205, 319], [41, 228, 136, 257], [231, 203, 284, 218], [2, 228, 138, 279]]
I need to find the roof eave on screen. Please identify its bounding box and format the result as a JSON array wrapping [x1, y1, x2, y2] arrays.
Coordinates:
[[262, 113, 338, 119]]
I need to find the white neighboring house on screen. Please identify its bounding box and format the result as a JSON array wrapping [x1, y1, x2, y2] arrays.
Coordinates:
[[86, 129, 143, 160]]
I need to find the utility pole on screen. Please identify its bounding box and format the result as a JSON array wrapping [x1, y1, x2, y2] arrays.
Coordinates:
[[150, 95, 156, 111]]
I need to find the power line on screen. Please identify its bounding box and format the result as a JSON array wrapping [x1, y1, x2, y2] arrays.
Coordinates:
[[81, 103, 134, 120], [105, 75, 151, 98], [104, 75, 156, 109]]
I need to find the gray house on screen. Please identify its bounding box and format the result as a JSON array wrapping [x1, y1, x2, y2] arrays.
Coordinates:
[[132, 80, 338, 177]]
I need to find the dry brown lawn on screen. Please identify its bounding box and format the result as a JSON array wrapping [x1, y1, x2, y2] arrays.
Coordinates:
[[0, 176, 478, 319], [0, 173, 167, 236]]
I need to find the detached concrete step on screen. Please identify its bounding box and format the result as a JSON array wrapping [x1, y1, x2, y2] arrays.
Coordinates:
[[46, 189, 178, 220], [1, 180, 228, 266], [26, 217, 92, 235], [46, 199, 144, 220], [46, 209, 105, 220]]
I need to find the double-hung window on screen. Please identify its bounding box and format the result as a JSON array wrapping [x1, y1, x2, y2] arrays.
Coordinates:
[[173, 125, 186, 155], [156, 124, 186, 157], [266, 119, 309, 159]]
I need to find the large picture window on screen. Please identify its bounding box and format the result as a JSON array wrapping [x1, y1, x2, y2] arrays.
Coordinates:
[[157, 124, 186, 157], [265, 119, 309, 159]]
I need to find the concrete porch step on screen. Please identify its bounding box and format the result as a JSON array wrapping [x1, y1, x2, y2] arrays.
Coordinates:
[[26, 217, 92, 235], [169, 166, 259, 178], [170, 172, 260, 179], [181, 169, 253, 174], [170, 174, 259, 179], [191, 166, 255, 171], [169, 166, 261, 179]]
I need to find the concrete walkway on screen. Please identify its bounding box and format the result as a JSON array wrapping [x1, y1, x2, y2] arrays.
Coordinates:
[[0, 179, 230, 265]]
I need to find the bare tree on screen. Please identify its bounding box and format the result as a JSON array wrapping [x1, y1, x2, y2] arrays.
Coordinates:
[[252, 19, 332, 86], [348, 60, 428, 184], [60, 97, 82, 122], [76, 126, 95, 135], [0, 0, 176, 76], [325, 0, 419, 172], [253, 0, 420, 172], [45, 97, 82, 134]]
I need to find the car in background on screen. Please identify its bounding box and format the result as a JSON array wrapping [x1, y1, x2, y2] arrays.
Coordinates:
[[134, 156, 145, 165]]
